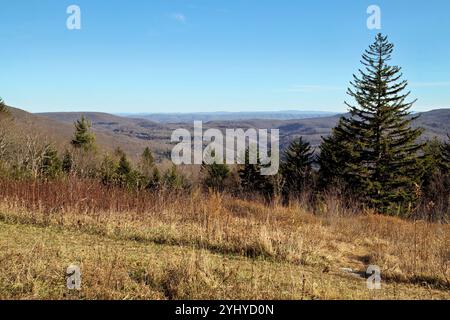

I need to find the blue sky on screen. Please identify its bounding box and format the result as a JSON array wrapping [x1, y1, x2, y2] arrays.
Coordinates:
[[1, 0, 449, 113]]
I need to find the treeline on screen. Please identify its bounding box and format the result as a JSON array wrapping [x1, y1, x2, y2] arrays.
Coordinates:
[[1, 99, 448, 220], [0, 34, 449, 220], [0, 110, 189, 192]]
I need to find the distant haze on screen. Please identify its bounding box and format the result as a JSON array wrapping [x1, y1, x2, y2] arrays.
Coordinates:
[[118, 111, 337, 123]]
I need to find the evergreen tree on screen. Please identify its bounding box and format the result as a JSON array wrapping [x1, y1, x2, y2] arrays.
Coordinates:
[[441, 135, 450, 171], [421, 138, 444, 173], [419, 138, 443, 191], [115, 148, 133, 187], [322, 34, 423, 212], [163, 165, 183, 190], [202, 162, 230, 192], [111, 148, 141, 189], [71, 115, 96, 151], [40, 145, 62, 179], [419, 138, 450, 220], [139, 147, 155, 178], [116, 151, 132, 177], [238, 148, 272, 198], [147, 166, 161, 190], [62, 149, 73, 173], [281, 137, 314, 196], [201, 148, 230, 192], [100, 154, 118, 186], [317, 118, 356, 190]]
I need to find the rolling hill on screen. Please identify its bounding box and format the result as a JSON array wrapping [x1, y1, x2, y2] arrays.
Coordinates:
[[120, 110, 337, 123], [4, 107, 449, 161], [6, 107, 169, 160]]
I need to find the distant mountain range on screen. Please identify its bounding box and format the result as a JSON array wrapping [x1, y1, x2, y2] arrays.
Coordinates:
[[5, 106, 449, 161], [118, 111, 337, 123]]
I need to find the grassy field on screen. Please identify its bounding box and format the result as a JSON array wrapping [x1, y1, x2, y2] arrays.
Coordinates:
[[0, 179, 448, 300]]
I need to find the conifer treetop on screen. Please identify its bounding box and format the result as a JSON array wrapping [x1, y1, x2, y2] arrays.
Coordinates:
[[71, 115, 96, 151]]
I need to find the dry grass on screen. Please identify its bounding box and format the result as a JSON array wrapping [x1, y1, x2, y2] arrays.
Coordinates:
[[0, 178, 448, 299]]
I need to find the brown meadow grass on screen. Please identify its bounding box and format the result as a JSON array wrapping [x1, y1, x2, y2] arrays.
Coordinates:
[[0, 177, 448, 299]]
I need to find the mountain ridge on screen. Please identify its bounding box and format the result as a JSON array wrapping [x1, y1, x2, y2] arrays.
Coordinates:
[[4, 106, 449, 161]]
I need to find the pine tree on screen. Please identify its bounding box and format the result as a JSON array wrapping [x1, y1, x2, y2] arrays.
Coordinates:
[[163, 165, 183, 190], [100, 154, 118, 186], [419, 138, 443, 189], [40, 145, 62, 179], [238, 148, 272, 198], [201, 148, 230, 192], [62, 149, 73, 173], [281, 137, 314, 196], [419, 138, 450, 220], [115, 148, 132, 186], [117, 153, 132, 176], [422, 138, 443, 169], [113, 148, 142, 190], [202, 162, 230, 192], [71, 115, 96, 151], [147, 166, 161, 190], [325, 34, 423, 212], [317, 118, 357, 190], [140, 147, 155, 178]]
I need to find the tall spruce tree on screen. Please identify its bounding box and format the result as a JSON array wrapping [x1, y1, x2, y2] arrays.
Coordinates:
[[322, 34, 423, 212], [281, 137, 314, 196]]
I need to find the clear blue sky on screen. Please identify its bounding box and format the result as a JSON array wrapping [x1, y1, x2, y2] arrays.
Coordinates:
[[1, 0, 449, 113]]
